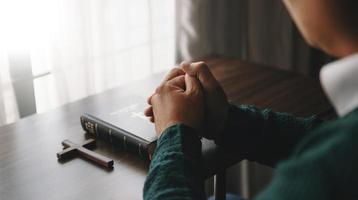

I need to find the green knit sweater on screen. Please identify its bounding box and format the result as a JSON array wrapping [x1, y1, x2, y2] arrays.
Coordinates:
[[143, 104, 358, 200]]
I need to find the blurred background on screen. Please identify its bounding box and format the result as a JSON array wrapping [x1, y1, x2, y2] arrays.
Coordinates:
[[0, 0, 333, 198]]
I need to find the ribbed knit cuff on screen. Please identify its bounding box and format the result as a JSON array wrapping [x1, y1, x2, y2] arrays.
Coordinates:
[[155, 123, 202, 159]]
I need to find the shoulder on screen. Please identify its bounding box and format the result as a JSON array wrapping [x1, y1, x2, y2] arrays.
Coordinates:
[[276, 109, 358, 188], [255, 110, 358, 200], [294, 108, 358, 155]]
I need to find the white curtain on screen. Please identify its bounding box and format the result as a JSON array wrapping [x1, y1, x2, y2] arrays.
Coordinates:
[[176, 0, 331, 76], [176, 0, 247, 62], [0, 51, 19, 125], [0, 0, 175, 125]]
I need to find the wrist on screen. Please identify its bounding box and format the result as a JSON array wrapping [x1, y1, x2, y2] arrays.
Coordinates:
[[155, 123, 202, 159], [157, 123, 202, 143], [210, 102, 230, 141], [214, 103, 235, 145], [219, 103, 230, 132], [157, 118, 202, 137], [157, 121, 179, 138]]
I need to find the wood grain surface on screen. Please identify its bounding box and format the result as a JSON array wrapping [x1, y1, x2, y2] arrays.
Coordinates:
[[0, 57, 333, 200]]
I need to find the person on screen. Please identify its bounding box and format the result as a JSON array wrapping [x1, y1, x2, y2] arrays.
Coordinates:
[[143, 0, 358, 199]]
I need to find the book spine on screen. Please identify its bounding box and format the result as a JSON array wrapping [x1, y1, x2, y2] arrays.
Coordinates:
[[80, 115, 152, 161]]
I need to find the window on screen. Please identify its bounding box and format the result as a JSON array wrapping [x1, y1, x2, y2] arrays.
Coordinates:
[[0, 0, 176, 118]]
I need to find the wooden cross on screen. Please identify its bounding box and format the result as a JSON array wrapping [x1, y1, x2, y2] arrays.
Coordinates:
[[57, 139, 114, 169]]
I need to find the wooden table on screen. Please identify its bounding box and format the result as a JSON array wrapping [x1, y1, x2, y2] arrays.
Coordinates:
[[0, 57, 333, 200]]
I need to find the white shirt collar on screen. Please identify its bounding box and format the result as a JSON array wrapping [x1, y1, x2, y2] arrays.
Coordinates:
[[320, 53, 358, 117]]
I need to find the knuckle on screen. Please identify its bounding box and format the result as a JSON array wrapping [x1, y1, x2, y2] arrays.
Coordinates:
[[164, 81, 171, 87], [147, 94, 153, 104], [170, 67, 180, 72], [144, 107, 152, 116], [151, 93, 159, 103], [169, 67, 181, 75], [155, 85, 164, 93], [162, 82, 172, 90]]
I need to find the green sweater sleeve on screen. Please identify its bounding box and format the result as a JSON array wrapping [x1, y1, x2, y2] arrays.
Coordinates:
[[215, 104, 322, 167], [143, 105, 322, 200], [143, 124, 206, 200], [144, 107, 358, 200]]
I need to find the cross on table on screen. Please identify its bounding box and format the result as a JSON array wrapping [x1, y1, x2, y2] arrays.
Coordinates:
[[57, 139, 114, 169]]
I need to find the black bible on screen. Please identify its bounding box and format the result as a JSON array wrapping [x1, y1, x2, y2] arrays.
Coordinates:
[[80, 95, 157, 161]]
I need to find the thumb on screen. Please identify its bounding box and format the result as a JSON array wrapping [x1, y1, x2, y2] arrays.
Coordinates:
[[184, 73, 201, 94], [181, 61, 219, 92]]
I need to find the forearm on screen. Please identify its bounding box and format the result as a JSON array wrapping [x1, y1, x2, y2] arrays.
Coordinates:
[[143, 124, 205, 200], [215, 104, 322, 167]]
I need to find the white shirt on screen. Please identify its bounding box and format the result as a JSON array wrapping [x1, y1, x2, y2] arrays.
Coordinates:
[[320, 53, 358, 117]]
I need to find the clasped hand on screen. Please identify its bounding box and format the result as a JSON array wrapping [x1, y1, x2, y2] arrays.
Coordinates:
[[144, 62, 230, 140]]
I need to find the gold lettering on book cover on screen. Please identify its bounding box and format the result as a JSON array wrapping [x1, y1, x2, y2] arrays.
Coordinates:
[[85, 121, 95, 134]]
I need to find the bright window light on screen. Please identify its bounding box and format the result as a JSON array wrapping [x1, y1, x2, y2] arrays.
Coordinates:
[[0, 0, 176, 113]]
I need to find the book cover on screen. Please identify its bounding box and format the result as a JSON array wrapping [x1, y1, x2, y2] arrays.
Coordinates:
[[80, 95, 157, 160]]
